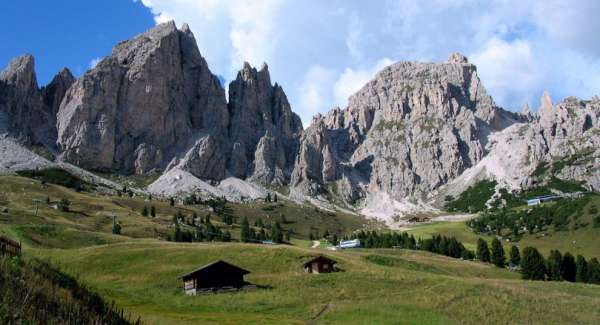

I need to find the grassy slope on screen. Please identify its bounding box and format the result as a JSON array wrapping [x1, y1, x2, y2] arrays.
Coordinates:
[[2, 175, 600, 324], [0, 176, 363, 247], [408, 195, 600, 259], [31, 241, 600, 325]]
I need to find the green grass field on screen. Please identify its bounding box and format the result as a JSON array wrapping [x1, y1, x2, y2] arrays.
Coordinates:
[[407, 195, 600, 259], [28, 241, 600, 324], [2, 175, 600, 324]]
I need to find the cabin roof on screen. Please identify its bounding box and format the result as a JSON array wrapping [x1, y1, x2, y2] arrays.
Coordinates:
[[303, 255, 337, 267], [178, 260, 250, 279]]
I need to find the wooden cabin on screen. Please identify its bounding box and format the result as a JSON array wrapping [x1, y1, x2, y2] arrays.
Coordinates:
[[178, 260, 250, 295], [303, 255, 337, 274]]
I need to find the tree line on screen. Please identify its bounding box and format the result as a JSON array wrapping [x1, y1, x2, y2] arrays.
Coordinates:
[[347, 231, 474, 261], [475, 237, 600, 284]]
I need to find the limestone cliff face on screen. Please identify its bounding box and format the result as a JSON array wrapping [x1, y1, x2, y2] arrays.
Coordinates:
[[227, 63, 303, 185], [56, 22, 228, 174], [491, 92, 600, 191], [0, 55, 68, 148], [291, 53, 523, 203]]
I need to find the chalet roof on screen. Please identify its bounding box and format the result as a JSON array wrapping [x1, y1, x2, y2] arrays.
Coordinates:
[[178, 260, 250, 279], [303, 255, 337, 267]]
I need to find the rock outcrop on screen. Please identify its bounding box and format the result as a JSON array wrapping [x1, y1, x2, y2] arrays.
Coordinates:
[[57, 21, 228, 173], [227, 63, 303, 185], [42, 68, 75, 117], [291, 54, 522, 206], [0, 55, 65, 147]]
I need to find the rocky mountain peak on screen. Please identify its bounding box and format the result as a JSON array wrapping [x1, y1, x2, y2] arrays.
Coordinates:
[[227, 62, 302, 183], [291, 55, 520, 207], [42, 68, 75, 116], [448, 52, 469, 64], [57, 21, 228, 173], [0, 55, 37, 91]]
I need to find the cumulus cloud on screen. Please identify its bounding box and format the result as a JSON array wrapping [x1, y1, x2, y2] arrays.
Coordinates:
[[137, 0, 600, 126], [299, 65, 336, 125], [334, 58, 394, 108]]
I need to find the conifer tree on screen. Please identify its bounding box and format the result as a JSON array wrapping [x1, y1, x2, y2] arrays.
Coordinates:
[[490, 237, 505, 267], [546, 250, 562, 281], [476, 238, 491, 263], [561, 252, 577, 282], [150, 206, 156, 217], [141, 205, 149, 217], [240, 217, 251, 243], [509, 245, 520, 266], [587, 258, 600, 284], [575, 255, 588, 283], [169, 197, 175, 206], [521, 246, 546, 280]]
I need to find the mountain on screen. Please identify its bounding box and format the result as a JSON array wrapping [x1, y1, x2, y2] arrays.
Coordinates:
[[289, 54, 527, 215], [0, 55, 70, 148], [1, 23, 599, 224]]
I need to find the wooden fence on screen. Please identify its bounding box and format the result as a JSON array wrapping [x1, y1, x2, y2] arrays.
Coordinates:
[[0, 236, 21, 257]]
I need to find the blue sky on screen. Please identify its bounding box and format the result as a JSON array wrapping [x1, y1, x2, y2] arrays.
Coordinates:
[[2, 1, 600, 127], [0, 0, 154, 84]]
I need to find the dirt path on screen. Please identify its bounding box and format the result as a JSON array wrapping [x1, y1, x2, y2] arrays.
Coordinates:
[[311, 240, 320, 248]]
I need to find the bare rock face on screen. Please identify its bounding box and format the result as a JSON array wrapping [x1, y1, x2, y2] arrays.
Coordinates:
[[42, 68, 75, 117], [0, 55, 58, 147], [227, 62, 303, 183], [57, 21, 228, 173], [178, 135, 226, 180], [291, 53, 523, 204]]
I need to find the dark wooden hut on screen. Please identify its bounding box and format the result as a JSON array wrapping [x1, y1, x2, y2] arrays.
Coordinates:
[[303, 255, 337, 274], [178, 260, 250, 295]]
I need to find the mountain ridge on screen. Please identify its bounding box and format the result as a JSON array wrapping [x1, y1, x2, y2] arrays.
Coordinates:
[[1, 22, 599, 226]]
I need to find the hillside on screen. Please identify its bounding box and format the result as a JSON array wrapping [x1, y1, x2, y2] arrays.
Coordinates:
[[0, 255, 139, 324], [27, 241, 600, 324]]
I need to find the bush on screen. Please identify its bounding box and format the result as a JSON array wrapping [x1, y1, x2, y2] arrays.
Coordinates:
[[57, 198, 71, 212]]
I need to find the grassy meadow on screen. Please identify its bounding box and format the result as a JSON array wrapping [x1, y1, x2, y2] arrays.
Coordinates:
[[1, 174, 600, 324], [407, 194, 600, 259]]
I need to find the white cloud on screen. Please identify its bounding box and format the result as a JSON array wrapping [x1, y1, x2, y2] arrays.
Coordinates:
[[89, 57, 101, 69], [470, 38, 539, 109], [136, 0, 600, 126], [334, 58, 394, 108], [299, 65, 336, 125]]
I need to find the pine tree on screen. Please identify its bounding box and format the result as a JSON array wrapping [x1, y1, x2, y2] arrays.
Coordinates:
[[273, 193, 278, 202], [240, 217, 251, 243], [490, 238, 505, 267], [546, 250, 562, 281], [141, 205, 149, 217], [561, 252, 577, 282], [575, 255, 588, 283], [332, 233, 338, 246], [266, 193, 272, 203], [111, 216, 121, 235], [509, 245, 520, 266], [588, 258, 600, 284], [521, 246, 546, 280], [271, 221, 283, 243], [150, 206, 156, 217], [476, 238, 490, 263]]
